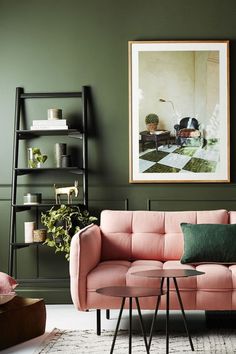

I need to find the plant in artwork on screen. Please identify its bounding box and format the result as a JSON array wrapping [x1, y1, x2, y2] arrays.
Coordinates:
[[41, 204, 97, 260], [145, 113, 159, 132]]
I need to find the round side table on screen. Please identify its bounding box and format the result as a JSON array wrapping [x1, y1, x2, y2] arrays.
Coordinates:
[[96, 286, 166, 354], [132, 269, 204, 353]]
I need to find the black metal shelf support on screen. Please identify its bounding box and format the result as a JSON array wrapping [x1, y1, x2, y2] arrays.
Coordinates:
[[16, 129, 83, 139], [21, 92, 82, 99], [8, 86, 89, 277], [15, 167, 84, 176]]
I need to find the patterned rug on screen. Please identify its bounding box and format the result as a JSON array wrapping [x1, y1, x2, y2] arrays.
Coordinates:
[[35, 328, 236, 353], [139, 143, 219, 173]]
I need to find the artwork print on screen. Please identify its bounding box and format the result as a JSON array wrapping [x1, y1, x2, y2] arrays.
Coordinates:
[[129, 41, 230, 183]]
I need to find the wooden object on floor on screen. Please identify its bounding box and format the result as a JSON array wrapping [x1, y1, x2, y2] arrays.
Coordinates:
[[0, 296, 46, 350]]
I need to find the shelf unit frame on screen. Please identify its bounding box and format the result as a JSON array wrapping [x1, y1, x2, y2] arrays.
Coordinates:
[[9, 86, 89, 279]]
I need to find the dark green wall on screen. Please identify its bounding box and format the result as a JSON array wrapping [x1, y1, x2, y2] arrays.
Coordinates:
[[1, 0, 236, 302]]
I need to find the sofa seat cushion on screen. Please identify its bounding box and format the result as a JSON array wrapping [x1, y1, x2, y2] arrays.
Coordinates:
[[163, 261, 198, 290], [87, 260, 233, 293], [126, 260, 163, 287], [195, 264, 232, 291], [163, 262, 233, 292], [229, 265, 236, 289], [87, 260, 131, 291], [86, 260, 234, 310], [87, 260, 164, 309]]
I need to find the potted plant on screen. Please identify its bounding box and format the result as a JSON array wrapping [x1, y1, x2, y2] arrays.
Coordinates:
[[41, 204, 97, 260], [28, 147, 48, 168], [145, 113, 159, 132]]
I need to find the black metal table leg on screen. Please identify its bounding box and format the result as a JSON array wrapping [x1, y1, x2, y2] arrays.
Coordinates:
[[96, 309, 101, 335], [135, 297, 150, 353], [110, 297, 126, 354], [148, 294, 161, 349], [131, 269, 204, 354], [97, 285, 166, 354], [166, 277, 170, 354], [149, 277, 165, 349], [129, 297, 132, 354], [173, 277, 194, 351]]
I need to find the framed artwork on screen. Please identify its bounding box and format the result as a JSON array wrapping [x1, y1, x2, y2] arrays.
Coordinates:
[[129, 41, 230, 183]]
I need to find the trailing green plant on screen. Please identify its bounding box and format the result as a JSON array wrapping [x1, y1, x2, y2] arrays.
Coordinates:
[[41, 204, 97, 260]]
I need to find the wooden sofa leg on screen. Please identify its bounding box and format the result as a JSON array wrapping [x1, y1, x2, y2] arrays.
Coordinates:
[[96, 309, 101, 335], [106, 309, 110, 319]]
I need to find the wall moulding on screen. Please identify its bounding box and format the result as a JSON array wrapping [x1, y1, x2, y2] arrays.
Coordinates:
[[147, 198, 236, 211]]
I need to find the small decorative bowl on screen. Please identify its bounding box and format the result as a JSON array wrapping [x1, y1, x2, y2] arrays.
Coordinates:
[[23, 193, 42, 205], [0, 292, 16, 305]]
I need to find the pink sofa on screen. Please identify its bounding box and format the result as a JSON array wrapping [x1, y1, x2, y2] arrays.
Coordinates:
[[70, 209, 236, 333]]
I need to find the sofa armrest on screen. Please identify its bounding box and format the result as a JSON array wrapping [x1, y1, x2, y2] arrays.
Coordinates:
[[69, 224, 101, 311]]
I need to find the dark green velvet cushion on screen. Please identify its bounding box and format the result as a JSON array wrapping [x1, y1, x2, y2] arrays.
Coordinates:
[[180, 223, 236, 264]]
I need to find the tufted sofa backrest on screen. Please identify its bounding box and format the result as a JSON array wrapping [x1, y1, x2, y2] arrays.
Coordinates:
[[100, 209, 230, 261]]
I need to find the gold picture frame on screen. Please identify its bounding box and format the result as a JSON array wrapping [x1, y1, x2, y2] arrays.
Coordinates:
[[129, 40, 230, 183]]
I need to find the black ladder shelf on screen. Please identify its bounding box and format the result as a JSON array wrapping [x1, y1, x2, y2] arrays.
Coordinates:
[[9, 87, 89, 279]]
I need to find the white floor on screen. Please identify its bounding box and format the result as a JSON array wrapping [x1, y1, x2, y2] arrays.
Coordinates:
[[1, 305, 206, 354]]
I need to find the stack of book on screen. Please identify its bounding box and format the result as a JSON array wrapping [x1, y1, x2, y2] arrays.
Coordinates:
[[30, 119, 68, 130]]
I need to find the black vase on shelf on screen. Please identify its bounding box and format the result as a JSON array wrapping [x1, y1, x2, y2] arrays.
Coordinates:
[[61, 154, 72, 167], [54, 143, 67, 167]]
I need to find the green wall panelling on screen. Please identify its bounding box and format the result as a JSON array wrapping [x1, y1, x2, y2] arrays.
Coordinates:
[[1, 0, 236, 301], [148, 199, 236, 212], [0, 200, 10, 272], [91, 199, 129, 212], [38, 247, 69, 279], [16, 283, 71, 304], [16, 247, 38, 279]]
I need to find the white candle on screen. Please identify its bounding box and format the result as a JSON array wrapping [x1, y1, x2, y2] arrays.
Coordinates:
[[24, 222, 35, 243]]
